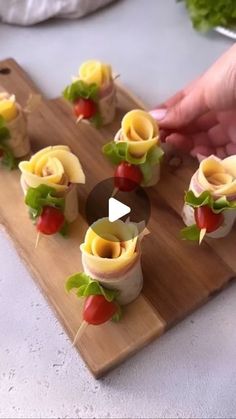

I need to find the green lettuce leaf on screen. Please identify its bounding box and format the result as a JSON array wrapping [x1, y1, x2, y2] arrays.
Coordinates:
[[89, 112, 103, 128], [0, 143, 17, 170], [0, 116, 10, 142], [179, 0, 236, 32], [63, 80, 99, 103], [181, 224, 200, 241], [25, 184, 65, 219], [102, 141, 129, 165], [140, 146, 164, 185], [185, 190, 236, 213], [59, 221, 69, 237], [66, 272, 119, 302], [0, 117, 16, 170], [112, 304, 122, 322]]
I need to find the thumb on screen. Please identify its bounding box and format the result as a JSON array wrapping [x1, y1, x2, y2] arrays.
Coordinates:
[[150, 85, 209, 130]]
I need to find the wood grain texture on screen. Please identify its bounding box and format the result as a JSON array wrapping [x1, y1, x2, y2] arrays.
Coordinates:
[[0, 58, 235, 377]]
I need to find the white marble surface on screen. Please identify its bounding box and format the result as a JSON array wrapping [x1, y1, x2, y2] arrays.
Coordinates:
[[0, 1, 236, 418]]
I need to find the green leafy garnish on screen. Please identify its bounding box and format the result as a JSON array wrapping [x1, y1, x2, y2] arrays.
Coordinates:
[[59, 221, 69, 237], [103, 141, 164, 185], [0, 116, 10, 142], [0, 116, 17, 170], [112, 304, 122, 322], [0, 143, 17, 170], [66, 272, 119, 302], [140, 146, 164, 185], [185, 190, 236, 213], [181, 224, 200, 241], [179, 0, 236, 32], [63, 80, 99, 103], [89, 112, 103, 128], [25, 184, 65, 219]]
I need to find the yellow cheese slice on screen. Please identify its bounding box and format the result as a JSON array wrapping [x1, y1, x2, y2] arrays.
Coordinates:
[[79, 60, 112, 87], [0, 99, 18, 122], [29, 145, 70, 166], [197, 156, 236, 197], [222, 156, 236, 178], [119, 109, 159, 156], [19, 161, 67, 191], [81, 218, 139, 274], [19, 145, 85, 192]]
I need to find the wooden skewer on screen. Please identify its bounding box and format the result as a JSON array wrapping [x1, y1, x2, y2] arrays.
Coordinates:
[[113, 74, 121, 81], [76, 115, 84, 124], [199, 228, 207, 245], [111, 187, 119, 198], [72, 320, 88, 346], [35, 231, 41, 249]]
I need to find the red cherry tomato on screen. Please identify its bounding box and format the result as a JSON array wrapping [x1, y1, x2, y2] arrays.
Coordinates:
[[114, 162, 143, 192], [83, 295, 118, 325], [194, 206, 223, 233], [74, 98, 96, 119], [36, 206, 65, 235]]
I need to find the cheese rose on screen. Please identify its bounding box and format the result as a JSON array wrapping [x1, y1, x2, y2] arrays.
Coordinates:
[[190, 155, 236, 199], [81, 218, 143, 304], [115, 109, 159, 157], [19, 145, 85, 192], [19, 145, 85, 223], [79, 60, 112, 87], [0, 92, 30, 158]]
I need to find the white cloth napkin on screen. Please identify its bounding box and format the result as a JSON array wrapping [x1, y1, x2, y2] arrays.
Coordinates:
[[0, 0, 117, 25]]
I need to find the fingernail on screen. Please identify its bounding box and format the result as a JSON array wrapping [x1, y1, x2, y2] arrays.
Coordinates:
[[149, 109, 167, 121]]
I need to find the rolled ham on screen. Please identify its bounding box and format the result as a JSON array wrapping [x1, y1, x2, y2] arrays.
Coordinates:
[[82, 253, 143, 305], [0, 91, 30, 159], [98, 82, 116, 125], [80, 217, 144, 305], [183, 155, 236, 239], [7, 104, 30, 158], [19, 145, 85, 224], [72, 60, 117, 125]]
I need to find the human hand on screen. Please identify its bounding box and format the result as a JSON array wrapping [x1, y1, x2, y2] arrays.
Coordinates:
[[150, 44, 236, 160]]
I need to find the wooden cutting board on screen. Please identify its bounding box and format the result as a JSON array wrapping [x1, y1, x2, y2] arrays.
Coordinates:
[[0, 58, 235, 378]]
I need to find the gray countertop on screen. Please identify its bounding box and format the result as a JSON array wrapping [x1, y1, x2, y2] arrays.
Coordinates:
[[0, 1, 236, 418]]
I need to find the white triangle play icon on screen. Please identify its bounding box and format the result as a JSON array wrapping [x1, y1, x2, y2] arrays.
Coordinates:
[[108, 197, 131, 222]]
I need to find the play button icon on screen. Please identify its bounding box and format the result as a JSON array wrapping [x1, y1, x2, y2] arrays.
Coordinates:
[[108, 197, 131, 222], [85, 177, 151, 240]]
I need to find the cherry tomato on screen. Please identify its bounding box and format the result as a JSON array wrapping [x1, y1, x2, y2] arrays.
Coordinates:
[[194, 206, 223, 233], [36, 206, 65, 235], [74, 98, 96, 119], [83, 295, 118, 325], [114, 162, 143, 192]]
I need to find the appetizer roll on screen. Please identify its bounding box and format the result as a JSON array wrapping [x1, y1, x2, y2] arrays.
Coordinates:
[[182, 155, 236, 242], [103, 109, 164, 188], [80, 217, 143, 305], [0, 92, 30, 168], [19, 145, 85, 235], [63, 60, 116, 127]]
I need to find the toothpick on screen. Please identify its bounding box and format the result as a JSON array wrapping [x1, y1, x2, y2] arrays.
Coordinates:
[[35, 231, 41, 249], [113, 74, 120, 81], [72, 320, 88, 346], [111, 187, 119, 198], [76, 115, 84, 124], [199, 228, 207, 244]]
